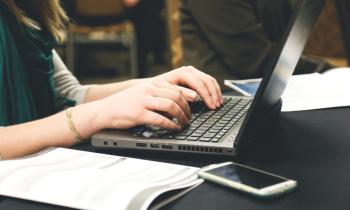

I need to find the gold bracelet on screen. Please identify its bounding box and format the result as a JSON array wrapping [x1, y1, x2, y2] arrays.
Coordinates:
[[66, 107, 84, 141]]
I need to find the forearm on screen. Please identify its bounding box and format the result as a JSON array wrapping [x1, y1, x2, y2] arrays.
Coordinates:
[[52, 50, 150, 104], [0, 101, 103, 159], [83, 78, 149, 102]]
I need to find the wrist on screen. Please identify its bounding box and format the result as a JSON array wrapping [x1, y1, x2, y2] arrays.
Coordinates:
[[66, 107, 84, 141], [153, 71, 175, 84], [129, 78, 151, 86], [71, 101, 106, 138]]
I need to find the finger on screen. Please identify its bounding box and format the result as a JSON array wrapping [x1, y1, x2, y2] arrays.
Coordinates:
[[188, 73, 216, 109], [208, 75, 223, 105], [145, 96, 190, 125], [166, 66, 217, 109], [178, 86, 199, 102], [176, 70, 216, 109], [194, 69, 223, 106], [152, 81, 198, 102], [212, 78, 224, 104], [149, 83, 191, 119], [151, 86, 191, 120], [141, 110, 181, 130], [201, 75, 221, 108], [197, 71, 224, 104]]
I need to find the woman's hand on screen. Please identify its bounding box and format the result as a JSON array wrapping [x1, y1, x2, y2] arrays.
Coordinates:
[[152, 66, 224, 109], [84, 66, 222, 130], [97, 82, 191, 131], [83, 66, 223, 109]]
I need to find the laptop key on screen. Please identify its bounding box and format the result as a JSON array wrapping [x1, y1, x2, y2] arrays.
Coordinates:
[[191, 133, 203, 137], [195, 130, 206, 135], [187, 136, 199, 141], [199, 137, 211, 142], [209, 128, 221, 132], [197, 127, 209, 131], [216, 123, 227, 127], [174, 135, 187, 140], [180, 130, 193, 136], [212, 138, 221, 143], [201, 125, 212, 129], [203, 133, 216, 138]]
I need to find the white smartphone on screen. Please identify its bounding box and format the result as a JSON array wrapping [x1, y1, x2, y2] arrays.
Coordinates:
[[224, 79, 262, 96], [198, 162, 297, 198]]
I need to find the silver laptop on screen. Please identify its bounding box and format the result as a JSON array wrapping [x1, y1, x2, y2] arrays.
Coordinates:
[[91, 0, 325, 156]]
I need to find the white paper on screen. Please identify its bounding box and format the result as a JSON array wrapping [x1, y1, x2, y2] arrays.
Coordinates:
[[281, 69, 350, 112], [0, 148, 202, 210]]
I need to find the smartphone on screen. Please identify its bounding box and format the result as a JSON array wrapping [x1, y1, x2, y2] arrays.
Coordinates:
[[224, 79, 262, 96], [198, 162, 297, 198]]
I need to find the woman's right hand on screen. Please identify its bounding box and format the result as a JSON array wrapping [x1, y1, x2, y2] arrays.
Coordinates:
[[96, 82, 192, 131]]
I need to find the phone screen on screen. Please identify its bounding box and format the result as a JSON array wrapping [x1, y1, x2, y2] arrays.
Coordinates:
[[206, 164, 287, 189], [233, 82, 260, 96]]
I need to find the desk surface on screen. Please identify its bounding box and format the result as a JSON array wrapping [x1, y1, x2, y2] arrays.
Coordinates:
[[1, 107, 350, 210]]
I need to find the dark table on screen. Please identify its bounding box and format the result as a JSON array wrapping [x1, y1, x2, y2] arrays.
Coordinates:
[[1, 107, 350, 210]]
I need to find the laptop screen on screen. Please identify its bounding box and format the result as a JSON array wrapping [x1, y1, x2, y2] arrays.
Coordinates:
[[234, 0, 325, 147]]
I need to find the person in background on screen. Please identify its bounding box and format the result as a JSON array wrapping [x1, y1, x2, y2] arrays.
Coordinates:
[[0, 0, 223, 160], [180, 0, 332, 83], [124, 0, 166, 77]]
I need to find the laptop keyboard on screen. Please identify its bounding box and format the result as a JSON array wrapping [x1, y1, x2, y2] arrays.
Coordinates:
[[132, 97, 252, 143]]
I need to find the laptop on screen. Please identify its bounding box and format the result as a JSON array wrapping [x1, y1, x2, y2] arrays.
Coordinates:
[[91, 0, 325, 156]]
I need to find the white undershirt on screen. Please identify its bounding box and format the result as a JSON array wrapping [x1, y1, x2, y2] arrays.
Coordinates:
[[52, 50, 94, 105]]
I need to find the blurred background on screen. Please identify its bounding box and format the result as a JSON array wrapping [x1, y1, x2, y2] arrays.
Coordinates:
[[56, 0, 350, 87]]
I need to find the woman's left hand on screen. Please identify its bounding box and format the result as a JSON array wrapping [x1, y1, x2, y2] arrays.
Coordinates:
[[152, 66, 224, 109]]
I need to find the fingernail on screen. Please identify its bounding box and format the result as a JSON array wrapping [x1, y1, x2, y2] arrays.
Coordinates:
[[190, 92, 198, 100], [213, 100, 218, 108], [195, 95, 202, 101], [191, 93, 201, 101], [187, 89, 198, 100]]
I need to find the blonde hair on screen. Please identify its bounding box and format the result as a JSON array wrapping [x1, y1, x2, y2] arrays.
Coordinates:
[[2, 0, 68, 42]]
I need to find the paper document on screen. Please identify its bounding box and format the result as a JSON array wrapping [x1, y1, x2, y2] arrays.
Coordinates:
[[281, 68, 350, 112], [224, 68, 350, 112], [0, 148, 202, 210]]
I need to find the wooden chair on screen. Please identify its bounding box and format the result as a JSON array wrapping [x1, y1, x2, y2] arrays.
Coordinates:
[[334, 0, 350, 66], [65, 0, 138, 76], [302, 0, 348, 67], [166, 0, 183, 69]]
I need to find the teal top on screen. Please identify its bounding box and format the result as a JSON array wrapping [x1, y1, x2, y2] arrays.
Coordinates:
[[0, 2, 70, 126]]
